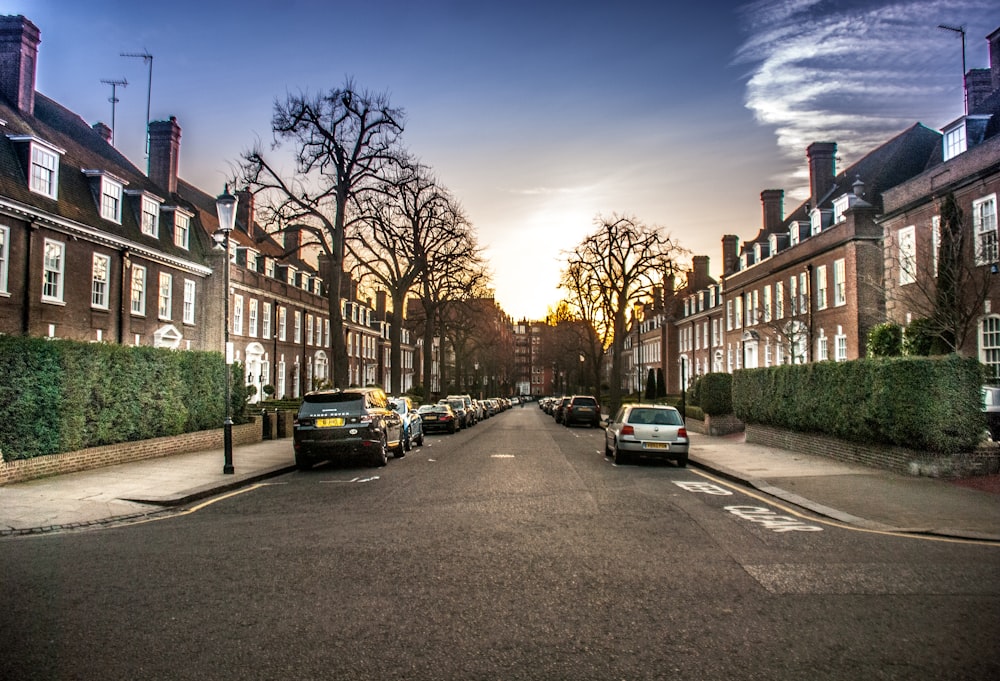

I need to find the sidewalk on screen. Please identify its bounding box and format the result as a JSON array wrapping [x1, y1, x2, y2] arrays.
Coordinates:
[[1, 432, 998, 541]]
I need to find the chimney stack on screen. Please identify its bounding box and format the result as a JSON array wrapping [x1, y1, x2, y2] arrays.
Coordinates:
[[721, 234, 739, 276], [761, 189, 784, 233], [236, 189, 255, 235], [148, 116, 181, 195], [807, 142, 837, 206], [0, 15, 40, 116], [92, 121, 113, 144], [989, 27, 1000, 92], [691, 255, 711, 289]]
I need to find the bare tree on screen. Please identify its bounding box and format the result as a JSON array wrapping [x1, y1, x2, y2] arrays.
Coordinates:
[[236, 79, 405, 388], [346, 162, 453, 394], [561, 215, 677, 415]]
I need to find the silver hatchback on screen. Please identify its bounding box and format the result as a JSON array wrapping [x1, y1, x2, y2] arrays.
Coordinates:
[[604, 404, 689, 467]]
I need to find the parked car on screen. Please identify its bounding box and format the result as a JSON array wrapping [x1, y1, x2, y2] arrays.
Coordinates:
[[448, 394, 478, 425], [390, 396, 424, 451], [553, 396, 571, 424], [563, 395, 601, 428], [419, 404, 459, 433], [442, 397, 471, 429], [293, 387, 404, 469], [604, 404, 689, 467], [983, 385, 1000, 441]]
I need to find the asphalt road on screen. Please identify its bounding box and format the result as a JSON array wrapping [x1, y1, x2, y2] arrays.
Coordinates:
[[2, 407, 999, 680]]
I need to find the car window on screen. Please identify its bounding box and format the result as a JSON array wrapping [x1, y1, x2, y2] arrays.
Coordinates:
[[448, 399, 464, 410], [573, 397, 598, 407], [628, 408, 681, 425], [299, 394, 365, 417], [613, 407, 626, 424]]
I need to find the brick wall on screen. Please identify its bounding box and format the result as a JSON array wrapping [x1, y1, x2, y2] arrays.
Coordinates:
[[685, 413, 745, 436], [0, 418, 262, 486], [746, 423, 1000, 477]]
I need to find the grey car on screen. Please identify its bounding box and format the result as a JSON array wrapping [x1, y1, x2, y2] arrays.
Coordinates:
[[293, 387, 404, 469], [604, 404, 689, 467]]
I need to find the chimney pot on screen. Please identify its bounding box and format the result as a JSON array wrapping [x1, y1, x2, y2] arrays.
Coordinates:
[[807, 142, 837, 206], [0, 15, 41, 116], [148, 116, 181, 194]]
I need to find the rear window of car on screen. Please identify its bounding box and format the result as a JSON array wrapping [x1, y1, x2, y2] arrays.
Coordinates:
[[299, 393, 365, 417], [627, 408, 682, 426], [447, 399, 464, 410], [572, 397, 598, 407]]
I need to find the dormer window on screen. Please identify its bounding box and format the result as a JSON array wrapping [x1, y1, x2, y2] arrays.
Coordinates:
[[82, 170, 128, 224], [943, 121, 967, 161], [7, 135, 65, 199], [126, 190, 165, 237], [161, 207, 193, 250]]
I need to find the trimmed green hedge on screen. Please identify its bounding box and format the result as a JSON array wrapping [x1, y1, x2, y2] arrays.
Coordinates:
[[689, 373, 733, 416], [732, 355, 983, 454], [0, 336, 245, 461]]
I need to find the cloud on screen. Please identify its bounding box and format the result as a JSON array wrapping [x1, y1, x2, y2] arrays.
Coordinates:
[[735, 0, 998, 192]]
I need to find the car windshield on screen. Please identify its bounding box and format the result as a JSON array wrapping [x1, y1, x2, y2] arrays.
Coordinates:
[[573, 397, 597, 406], [447, 399, 464, 410], [419, 405, 445, 413], [627, 408, 682, 426], [299, 393, 365, 417]]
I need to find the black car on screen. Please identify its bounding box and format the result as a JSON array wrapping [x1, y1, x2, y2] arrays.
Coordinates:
[[293, 387, 404, 469], [563, 395, 601, 427], [418, 404, 459, 433]]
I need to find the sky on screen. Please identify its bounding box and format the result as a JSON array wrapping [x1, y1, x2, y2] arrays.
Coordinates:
[[4, 0, 997, 320]]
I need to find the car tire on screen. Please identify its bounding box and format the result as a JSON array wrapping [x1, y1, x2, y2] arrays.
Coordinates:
[[294, 452, 312, 471], [372, 437, 389, 467], [675, 455, 688, 468], [416, 432, 424, 446], [448, 423, 456, 434], [612, 440, 630, 466], [604, 440, 612, 457], [403, 428, 412, 452]]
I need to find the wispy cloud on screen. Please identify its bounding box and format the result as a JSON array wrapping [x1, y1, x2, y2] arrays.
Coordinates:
[[735, 0, 997, 195]]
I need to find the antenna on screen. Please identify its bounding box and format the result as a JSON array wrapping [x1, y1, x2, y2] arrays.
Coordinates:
[[121, 51, 153, 159], [100, 78, 128, 146], [938, 24, 968, 114]]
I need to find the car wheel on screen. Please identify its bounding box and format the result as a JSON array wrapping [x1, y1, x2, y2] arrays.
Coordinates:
[[604, 439, 612, 457], [612, 440, 630, 466], [392, 432, 405, 458], [675, 455, 688, 468], [403, 428, 412, 452], [372, 437, 389, 467], [416, 432, 424, 446], [448, 422, 456, 434], [295, 452, 312, 471]]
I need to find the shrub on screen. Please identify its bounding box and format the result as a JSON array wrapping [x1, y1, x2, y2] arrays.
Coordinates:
[[697, 373, 733, 416], [867, 322, 903, 357]]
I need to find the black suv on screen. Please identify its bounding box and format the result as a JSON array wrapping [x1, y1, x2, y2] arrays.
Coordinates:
[[563, 395, 601, 427], [293, 387, 404, 469]]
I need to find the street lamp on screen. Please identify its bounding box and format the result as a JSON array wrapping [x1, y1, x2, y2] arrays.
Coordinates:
[[214, 185, 238, 475]]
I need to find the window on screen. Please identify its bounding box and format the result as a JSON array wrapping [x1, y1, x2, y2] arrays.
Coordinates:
[[974, 194, 998, 265], [835, 326, 848, 361], [262, 302, 272, 340], [833, 259, 846, 306], [897, 226, 917, 284], [734, 296, 742, 329], [817, 329, 828, 361], [726, 300, 733, 331], [0, 225, 9, 294], [100, 177, 124, 223], [944, 123, 966, 161], [183, 279, 196, 325], [248, 298, 258, 338], [798, 272, 808, 312], [775, 281, 784, 319], [931, 216, 941, 277], [294, 310, 302, 343], [763, 285, 772, 322], [131, 265, 146, 315], [30, 142, 60, 198], [158, 272, 172, 319], [42, 238, 65, 302], [306, 314, 314, 346], [278, 307, 287, 341], [141, 196, 160, 237], [91, 253, 110, 309], [815, 265, 828, 309], [174, 211, 190, 250], [233, 294, 244, 335], [980, 316, 1000, 381]]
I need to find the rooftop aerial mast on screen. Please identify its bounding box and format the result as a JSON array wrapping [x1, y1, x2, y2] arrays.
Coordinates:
[[100, 78, 127, 145], [121, 51, 153, 160]]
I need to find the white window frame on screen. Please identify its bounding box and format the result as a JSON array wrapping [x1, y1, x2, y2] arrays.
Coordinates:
[[816, 265, 828, 310], [91, 253, 111, 309], [174, 210, 191, 250], [0, 225, 9, 294], [898, 226, 917, 284], [131, 264, 146, 315], [980, 315, 1000, 381], [931, 216, 941, 277], [248, 298, 259, 337], [30, 141, 61, 199], [763, 285, 772, 322], [835, 326, 848, 362], [100, 176, 124, 223], [775, 281, 784, 320], [278, 306, 287, 341], [158, 272, 172, 320], [140, 195, 160, 237], [833, 259, 846, 307], [294, 310, 302, 343], [262, 302, 272, 340], [944, 123, 966, 161], [42, 238, 65, 303], [817, 329, 828, 361], [183, 279, 196, 325], [974, 194, 998, 266], [233, 294, 244, 336]]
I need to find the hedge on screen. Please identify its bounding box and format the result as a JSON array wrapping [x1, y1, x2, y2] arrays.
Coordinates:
[[732, 355, 983, 454], [0, 336, 246, 462], [689, 373, 733, 416]]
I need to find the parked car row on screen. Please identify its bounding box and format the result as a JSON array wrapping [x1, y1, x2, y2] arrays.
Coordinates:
[[294, 388, 515, 468], [540, 395, 690, 468]]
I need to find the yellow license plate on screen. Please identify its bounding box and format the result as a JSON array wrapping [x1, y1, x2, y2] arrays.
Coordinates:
[[644, 442, 669, 450], [316, 417, 345, 428]]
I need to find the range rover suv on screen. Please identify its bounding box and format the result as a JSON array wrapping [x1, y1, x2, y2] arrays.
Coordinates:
[[293, 387, 404, 469]]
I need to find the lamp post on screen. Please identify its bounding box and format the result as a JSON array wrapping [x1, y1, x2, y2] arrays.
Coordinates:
[[214, 185, 238, 475]]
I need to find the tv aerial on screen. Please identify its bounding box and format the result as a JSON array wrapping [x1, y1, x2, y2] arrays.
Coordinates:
[[100, 78, 128, 145]]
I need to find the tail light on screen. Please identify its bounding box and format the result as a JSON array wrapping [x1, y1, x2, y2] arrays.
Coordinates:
[[621, 425, 634, 436], [359, 414, 373, 425], [678, 428, 688, 439]]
